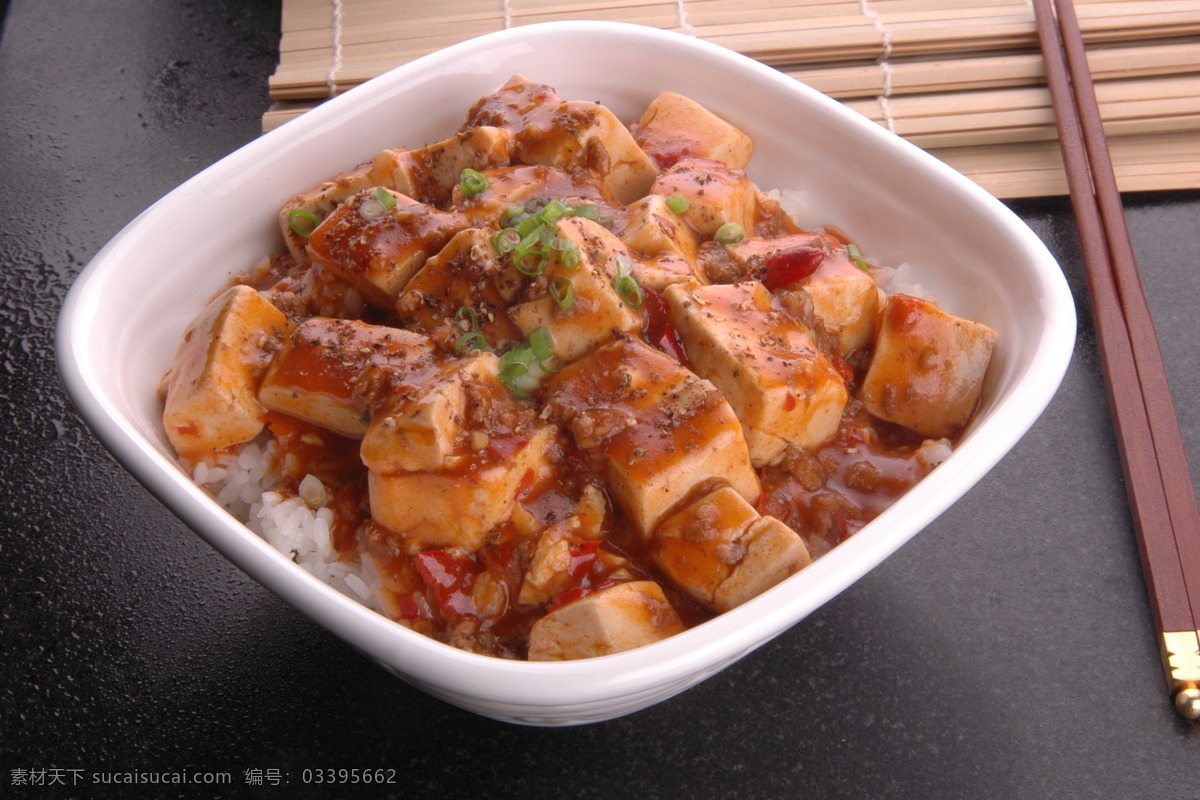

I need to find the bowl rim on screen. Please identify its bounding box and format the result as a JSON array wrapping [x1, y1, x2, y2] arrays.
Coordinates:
[[57, 19, 1077, 715]]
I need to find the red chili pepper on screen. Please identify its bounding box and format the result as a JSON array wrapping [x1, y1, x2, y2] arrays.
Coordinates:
[[485, 432, 527, 461], [566, 540, 601, 582], [830, 352, 855, 386], [414, 550, 478, 618], [643, 288, 689, 365], [391, 594, 425, 620], [760, 246, 825, 290], [548, 578, 619, 612], [649, 138, 694, 169], [831, 508, 863, 543], [545, 542, 611, 611]]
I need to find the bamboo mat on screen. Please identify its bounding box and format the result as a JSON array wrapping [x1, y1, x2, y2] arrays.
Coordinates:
[[265, 0, 1200, 199]]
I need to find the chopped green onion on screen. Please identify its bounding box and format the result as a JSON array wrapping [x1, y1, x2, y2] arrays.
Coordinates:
[[715, 222, 746, 244], [359, 198, 386, 220], [500, 205, 525, 229], [529, 326, 555, 362], [612, 254, 644, 309], [373, 187, 397, 210], [491, 228, 520, 255], [616, 274, 644, 308], [557, 241, 580, 270], [540, 199, 570, 222], [454, 330, 491, 354], [550, 277, 575, 309], [665, 194, 689, 214], [572, 203, 599, 221], [499, 348, 533, 393], [514, 250, 548, 277], [460, 168, 490, 197], [287, 208, 321, 237], [455, 305, 479, 330], [846, 243, 870, 272], [497, 327, 560, 397], [515, 214, 542, 238]]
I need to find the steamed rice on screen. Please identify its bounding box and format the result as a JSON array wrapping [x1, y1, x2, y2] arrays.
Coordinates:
[[192, 442, 381, 609]]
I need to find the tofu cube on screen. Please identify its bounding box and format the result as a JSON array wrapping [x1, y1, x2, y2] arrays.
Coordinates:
[[527, 580, 685, 661], [367, 424, 557, 551], [507, 217, 644, 364], [633, 91, 754, 169], [619, 194, 702, 266], [801, 246, 882, 356], [664, 281, 848, 466], [394, 228, 525, 350], [162, 286, 290, 462], [450, 164, 615, 228], [632, 252, 706, 294], [305, 187, 467, 308], [546, 336, 760, 538], [259, 317, 436, 438], [359, 353, 498, 473], [650, 157, 757, 237], [467, 76, 656, 205], [724, 233, 881, 355], [860, 293, 998, 438], [652, 486, 811, 612], [516, 99, 657, 205], [388, 126, 513, 207], [716, 516, 813, 610], [278, 151, 406, 261]]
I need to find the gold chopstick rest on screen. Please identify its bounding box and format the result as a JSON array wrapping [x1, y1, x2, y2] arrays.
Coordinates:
[[1161, 629, 1200, 720]]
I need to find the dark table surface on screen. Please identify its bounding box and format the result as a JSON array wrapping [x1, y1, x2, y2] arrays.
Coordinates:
[[3, 1, 1198, 798]]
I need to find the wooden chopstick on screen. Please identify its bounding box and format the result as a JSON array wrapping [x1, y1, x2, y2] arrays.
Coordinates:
[[1032, 0, 1200, 720]]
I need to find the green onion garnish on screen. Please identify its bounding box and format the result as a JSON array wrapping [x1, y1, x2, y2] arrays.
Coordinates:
[[540, 199, 570, 222], [714, 222, 746, 244], [665, 194, 689, 214], [500, 205, 524, 229], [452, 305, 492, 352], [460, 168, 490, 198], [455, 305, 479, 330], [498, 347, 534, 396], [613, 254, 644, 309], [287, 208, 321, 237], [550, 277, 575, 309], [616, 274, 643, 308], [373, 187, 397, 210], [529, 326, 554, 362], [514, 250, 548, 277], [454, 330, 490, 354], [846, 243, 870, 272], [491, 228, 520, 255], [558, 241, 580, 270], [497, 327, 560, 398]]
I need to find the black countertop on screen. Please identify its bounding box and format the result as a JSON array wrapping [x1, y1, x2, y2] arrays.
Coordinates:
[[3, 1, 1197, 797]]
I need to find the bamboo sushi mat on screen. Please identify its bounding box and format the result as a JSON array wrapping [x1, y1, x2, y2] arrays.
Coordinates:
[[266, 0, 1200, 199]]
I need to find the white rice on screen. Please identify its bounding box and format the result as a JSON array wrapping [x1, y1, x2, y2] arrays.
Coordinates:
[[192, 442, 381, 610]]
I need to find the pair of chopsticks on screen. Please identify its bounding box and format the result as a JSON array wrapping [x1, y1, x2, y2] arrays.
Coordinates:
[[1032, 0, 1200, 720]]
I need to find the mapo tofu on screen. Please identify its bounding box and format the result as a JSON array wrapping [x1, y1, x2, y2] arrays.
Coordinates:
[[161, 77, 997, 661]]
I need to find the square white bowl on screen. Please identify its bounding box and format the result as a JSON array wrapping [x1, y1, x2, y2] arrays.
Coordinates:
[[57, 21, 1076, 726]]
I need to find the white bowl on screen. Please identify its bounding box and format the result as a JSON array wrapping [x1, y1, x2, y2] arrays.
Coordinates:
[[57, 21, 1076, 726]]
